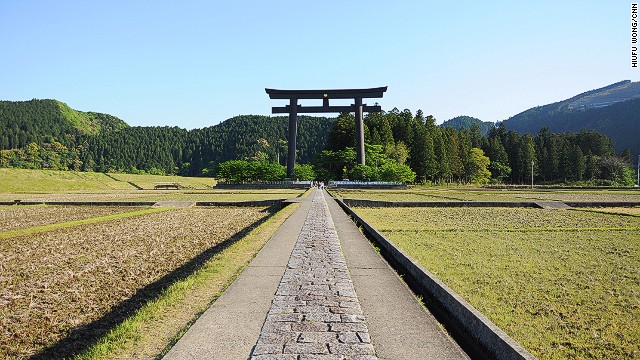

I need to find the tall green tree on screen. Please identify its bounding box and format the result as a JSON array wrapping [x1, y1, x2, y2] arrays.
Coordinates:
[[467, 148, 491, 185]]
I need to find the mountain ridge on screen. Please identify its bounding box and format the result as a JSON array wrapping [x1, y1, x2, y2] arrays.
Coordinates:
[[501, 80, 640, 157], [0, 99, 128, 149], [440, 115, 494, 135]]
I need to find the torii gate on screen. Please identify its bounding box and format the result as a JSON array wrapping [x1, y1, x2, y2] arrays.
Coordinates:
[[265, 87, 387, 177]]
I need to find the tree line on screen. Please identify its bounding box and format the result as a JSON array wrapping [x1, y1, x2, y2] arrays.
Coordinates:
[[1, 100, 636, 185], [1, 113, 334, 176], [308, 109, 635, 186]]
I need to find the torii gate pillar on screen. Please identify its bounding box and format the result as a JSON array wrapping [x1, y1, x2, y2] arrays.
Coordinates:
[[266, 87, 387, 178], [354, 97, 365, 165], [287, 98, 298, 178]]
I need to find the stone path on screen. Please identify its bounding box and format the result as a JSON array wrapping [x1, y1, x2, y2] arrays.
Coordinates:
[[164, 188, 466, 359], [251, 190, 376, 359]]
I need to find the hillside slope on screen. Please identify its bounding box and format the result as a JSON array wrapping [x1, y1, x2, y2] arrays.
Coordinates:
[[441, 115, 494, 135], [501, 80, 640, 156], [0, 99, 335, 175], [85, 115, 334, 175], [0, 99, 128, 149]]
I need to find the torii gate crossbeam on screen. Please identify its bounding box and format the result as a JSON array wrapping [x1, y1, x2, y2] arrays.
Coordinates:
[[265, 87, 387, 178]]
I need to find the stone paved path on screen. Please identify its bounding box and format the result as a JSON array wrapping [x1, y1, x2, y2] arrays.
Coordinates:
[[250, 190, 377, 360]]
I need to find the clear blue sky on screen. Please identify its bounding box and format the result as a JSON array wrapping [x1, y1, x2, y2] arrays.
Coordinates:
[[1, 1, 637, 128]]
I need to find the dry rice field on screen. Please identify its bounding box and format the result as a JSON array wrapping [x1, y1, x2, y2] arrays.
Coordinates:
[[0, 205, 147, 232], [0, 206, 270, 358]]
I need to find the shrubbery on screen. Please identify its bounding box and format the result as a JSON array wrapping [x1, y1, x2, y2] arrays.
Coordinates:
[[216, 160, 285, 182]]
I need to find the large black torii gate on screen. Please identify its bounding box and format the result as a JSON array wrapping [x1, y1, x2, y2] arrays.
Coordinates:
[[265, 87, 387, 178]]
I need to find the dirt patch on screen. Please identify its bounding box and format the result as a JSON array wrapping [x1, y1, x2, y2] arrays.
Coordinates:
[[0, 206, 148, 232]]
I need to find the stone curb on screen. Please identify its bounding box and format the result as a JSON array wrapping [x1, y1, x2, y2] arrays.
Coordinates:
[[563, 201, 640, 207], [333, 197, 537, 360]]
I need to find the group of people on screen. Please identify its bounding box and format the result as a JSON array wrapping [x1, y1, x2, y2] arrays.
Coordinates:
[[312, 181, 325, 189]]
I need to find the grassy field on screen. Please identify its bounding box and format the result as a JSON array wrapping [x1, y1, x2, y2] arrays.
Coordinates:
[[332, 188, 640, 202], [354, 206, 640, 359], [0, 168, 217, 193], [105, 172, 217, 190], [0, 168, 305, 202], [0, 205, 274, 358]]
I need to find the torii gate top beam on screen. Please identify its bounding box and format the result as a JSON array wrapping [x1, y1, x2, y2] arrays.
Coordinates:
[[265, 86, 387, 100], [265, 87, 387, 114]]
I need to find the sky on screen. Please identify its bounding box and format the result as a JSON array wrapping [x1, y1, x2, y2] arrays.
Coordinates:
[[1, 1, 637, 128]]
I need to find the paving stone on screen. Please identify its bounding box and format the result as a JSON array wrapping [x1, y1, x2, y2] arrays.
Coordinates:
[[356, 332, 371, 344], [329, 322, 368, 332], [258, 332, 299, 344], [253, 343, 284, 355], [298, 355, 345, 360], [340, 314, 366, 323], [250, 191, 378, 359], [336, 331, 360, 344], [328, 343, 376, 356], [283, 343, 329, 354], [303, 313, 341, 323], [298, 332, 339, 343], [251, 355, 297, 360], [291, 322, 331, 332]]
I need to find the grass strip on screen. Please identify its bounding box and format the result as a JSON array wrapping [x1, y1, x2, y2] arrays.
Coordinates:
[[0, 207, 171, 239], [379, 227, 640, 232], [74, 196, 305, 359]]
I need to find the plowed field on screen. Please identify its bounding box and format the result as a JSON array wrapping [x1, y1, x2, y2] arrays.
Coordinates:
[[0, 206, 270, 358], [0, 206, 147, 232]]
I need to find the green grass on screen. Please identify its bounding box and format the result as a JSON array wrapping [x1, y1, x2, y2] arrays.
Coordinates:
[[106, 173, 217, 190], [355, 206, 640, 359], [0, 207, 170, 239], [0, 168, 135, 192], [0, 168, 217, 193], [74, 196, 305, 359]]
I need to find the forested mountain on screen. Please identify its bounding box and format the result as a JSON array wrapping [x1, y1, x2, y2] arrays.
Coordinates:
[[501, 80, 640, 157], [0, 99, 335, 175], [0, 99, 128, 149], [441, 116, 494, 135], [1, 99, 635, 185], [85, 115, 334, 175]]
